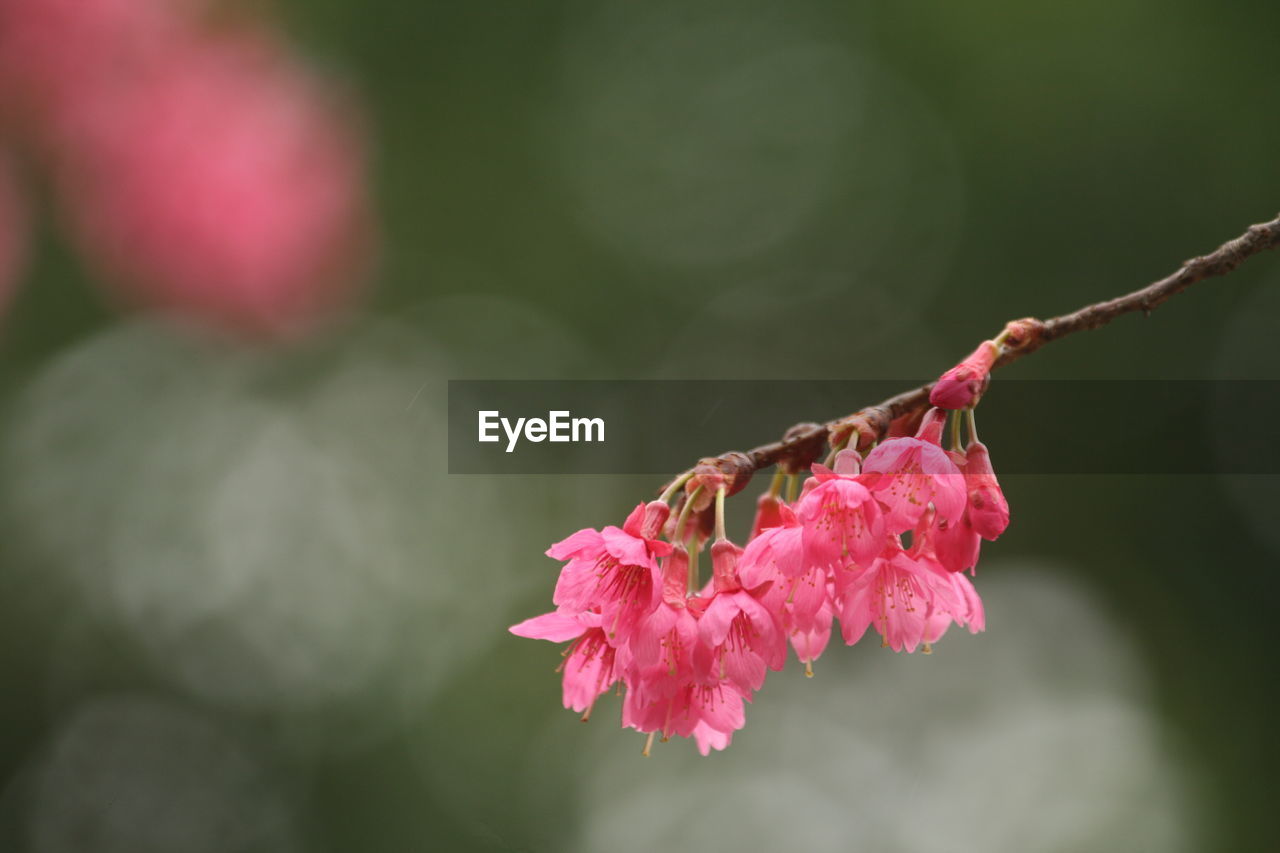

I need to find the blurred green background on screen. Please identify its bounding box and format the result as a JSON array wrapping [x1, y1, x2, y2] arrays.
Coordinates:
[[1, 1, 1278, 850]]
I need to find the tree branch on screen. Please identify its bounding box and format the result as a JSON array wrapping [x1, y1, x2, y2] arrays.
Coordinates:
[[688, 212, 1280, 493]]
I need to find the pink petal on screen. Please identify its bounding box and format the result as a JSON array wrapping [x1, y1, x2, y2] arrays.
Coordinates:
[[546, 527, 603, 561], [509, 610, 585, 642]]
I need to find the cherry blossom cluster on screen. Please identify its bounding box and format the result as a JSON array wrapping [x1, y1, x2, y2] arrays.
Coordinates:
[[0, 0, 372, 335], [511, 351, 1010, 755]]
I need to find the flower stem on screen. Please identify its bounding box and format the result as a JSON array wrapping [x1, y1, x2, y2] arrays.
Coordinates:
[[674, 485, 703, 542], [687, 529, 701, 596], [714, 486, 727, 542], [658, 469, 696, 505], [785, 473, 799, 504], [822, 431, 851, 468]]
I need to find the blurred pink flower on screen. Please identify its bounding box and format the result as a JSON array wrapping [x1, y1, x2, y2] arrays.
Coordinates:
[[0, 0, 202, 127], [55, 34, 373, 335]]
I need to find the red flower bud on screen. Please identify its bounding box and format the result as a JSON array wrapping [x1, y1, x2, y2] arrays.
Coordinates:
[[930, 341, 998, 410]]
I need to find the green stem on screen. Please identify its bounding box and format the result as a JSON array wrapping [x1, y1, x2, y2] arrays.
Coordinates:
[[658, 469, 696, 505], [822, 431, 851, 468], [687, 529, 701, 596], [674, 485, 703, 542], [714, 486, 727, 541]]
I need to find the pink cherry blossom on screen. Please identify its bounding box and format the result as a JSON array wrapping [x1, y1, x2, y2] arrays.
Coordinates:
[[623, 678, 750, 756], [739, 505, 833, 671], [861, 408, 966, 534], [834, 539, 974, 653], [795, 461, 885, 570], [739, 503, 806, 579], [692, 540, 786, 691], [549, 501, 672, 643], [626, 544, 699, 684], [746, 561, 834, 673], [509, 610, 620, 719]]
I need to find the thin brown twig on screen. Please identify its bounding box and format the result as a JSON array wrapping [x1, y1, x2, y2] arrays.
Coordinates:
[[685, 212, 1280, 495]]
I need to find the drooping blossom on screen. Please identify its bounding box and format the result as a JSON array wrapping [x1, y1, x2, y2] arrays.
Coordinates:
[[54, 33, 373, 336], [509, 610, 620, 720], [617, 543, 750, 755], [626, 543, 698, 683], [795, 449, 884, 571], [929, 340, 998, 410], [739, 504, 833, 671], [861, 408, 966, 533], [511, 398, 1008, 753], [549, 501, 671, 643], [623, 678, 750, 756], [834, 537, 980, 653], [693, 540, 786, 692]]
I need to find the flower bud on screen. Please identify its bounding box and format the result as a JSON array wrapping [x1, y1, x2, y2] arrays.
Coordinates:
[[930, 340, 997, 410], [711, 539, 743, 593], [964, 441, 1009, 540], [831, 447, 862, 476], [749, 492, 784, 540], [660, 545, 691, 606], [914, 406, 949, 444], [640, 499, 671, 539]]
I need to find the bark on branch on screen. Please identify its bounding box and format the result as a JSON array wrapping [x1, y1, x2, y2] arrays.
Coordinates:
[[683, 212, 1280, 491]]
